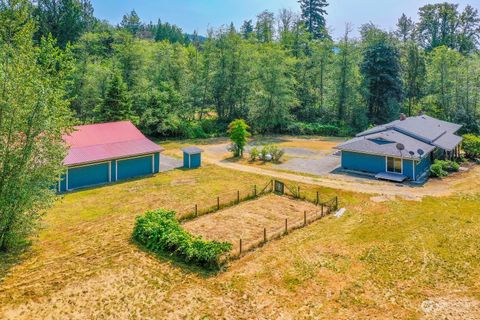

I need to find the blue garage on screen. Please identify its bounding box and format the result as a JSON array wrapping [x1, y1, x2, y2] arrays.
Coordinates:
[[59, 121, 164, 192]]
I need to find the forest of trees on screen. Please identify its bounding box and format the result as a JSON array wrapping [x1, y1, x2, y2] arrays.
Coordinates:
[[28, 0, 480, 138]]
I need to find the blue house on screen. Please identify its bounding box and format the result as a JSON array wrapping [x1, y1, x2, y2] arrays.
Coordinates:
[[335, 115, 463, 182], [182, 146, 203, 169], [59, 121, 164, 192]]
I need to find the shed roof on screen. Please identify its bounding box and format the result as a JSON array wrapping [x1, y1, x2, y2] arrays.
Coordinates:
[[182, 146, 204, 155], [63, 121, 163, 166]]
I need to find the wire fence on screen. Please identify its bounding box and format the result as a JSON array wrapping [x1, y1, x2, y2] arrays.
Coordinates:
[[177, 179, 274, 221], [223, 192, 338, 261]]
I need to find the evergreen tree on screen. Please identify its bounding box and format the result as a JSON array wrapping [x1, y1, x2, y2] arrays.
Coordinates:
[[241, 20, 254, 39], [96, 72, 133, 122], [361, 27, 403, 124], [298, 0, 329, 39], [396, 13, 415, 42], [120, 10, 141, 35]]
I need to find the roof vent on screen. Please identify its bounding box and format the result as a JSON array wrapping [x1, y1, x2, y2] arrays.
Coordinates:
[[399, 113, 407, 121]]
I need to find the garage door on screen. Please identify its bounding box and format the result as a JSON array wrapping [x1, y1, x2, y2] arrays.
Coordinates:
[[68, 162, 110, 190], [117, 155, 153, 181]]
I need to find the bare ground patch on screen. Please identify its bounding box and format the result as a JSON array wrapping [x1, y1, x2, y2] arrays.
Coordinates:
[[183, 194, 322, 254]]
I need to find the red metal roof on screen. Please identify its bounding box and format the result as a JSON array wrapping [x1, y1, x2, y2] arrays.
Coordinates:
[[63, 121, 163, 166]]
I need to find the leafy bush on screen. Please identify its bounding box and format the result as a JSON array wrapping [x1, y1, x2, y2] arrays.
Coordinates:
[[250, 147, 260, 161], [463, 134, 480, 159], [132, 209, 232, 270], [436, 160, 460, 172], [257, 144, 284, 162], [430, 163, 448, 177], [284, 122, 341, 136]]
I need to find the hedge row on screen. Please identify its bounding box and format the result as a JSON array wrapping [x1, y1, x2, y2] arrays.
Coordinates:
[[133, 209, 232, 270]]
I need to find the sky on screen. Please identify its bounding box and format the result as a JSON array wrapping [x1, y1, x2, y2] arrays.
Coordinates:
[[90, 0, 479, 40]]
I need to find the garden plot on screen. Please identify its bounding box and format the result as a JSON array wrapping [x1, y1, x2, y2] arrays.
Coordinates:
[[183, 194, 321, 253]]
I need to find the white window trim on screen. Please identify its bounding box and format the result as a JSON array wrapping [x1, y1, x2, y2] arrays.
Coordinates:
[[385, 156, 403, 174], [151, 154, 155, 174]]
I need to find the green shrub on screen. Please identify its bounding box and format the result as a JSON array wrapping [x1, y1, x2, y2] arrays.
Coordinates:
[[463, 134, 480, 159], [435, 160, 460, 172], [132, 209, 232, 270], [430, 163, 448, 177], [259, 144, 284, 162], [250, 147, 260, 161], [284, 122, 341, 136]]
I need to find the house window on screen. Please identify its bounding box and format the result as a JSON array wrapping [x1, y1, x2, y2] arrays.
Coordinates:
[[387, 157, 402, 173]]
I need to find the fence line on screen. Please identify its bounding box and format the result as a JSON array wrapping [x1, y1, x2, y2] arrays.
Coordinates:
[[223, 198, 337, 261]]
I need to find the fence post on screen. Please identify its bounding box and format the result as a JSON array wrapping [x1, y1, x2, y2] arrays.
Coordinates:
[[335, 196, 339, 210], [217, 197, 220, 210], [237, 190, 240, 203], [321, 203, 324, 217], [316, 191, 319, 205], [254, 185, 257, 197], [297, 186, 300, 198], [195, 204, 198, 217], [239, 239, 242, 255], [304, 211, 307, 226], [263, 228, 267, 243], [285, 219, 288, 234], [271, 180, 274, 192]]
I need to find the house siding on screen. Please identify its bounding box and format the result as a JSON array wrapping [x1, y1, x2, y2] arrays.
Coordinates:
[[341, 151, 385, 174], [402, 159, 415, 180], [416, 156, 431, 180]]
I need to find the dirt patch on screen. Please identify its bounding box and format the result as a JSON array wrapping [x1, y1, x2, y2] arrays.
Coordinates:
[[421, 296, 480, 320], [183, 194, 321, 253], [170, 178, 197, 186]]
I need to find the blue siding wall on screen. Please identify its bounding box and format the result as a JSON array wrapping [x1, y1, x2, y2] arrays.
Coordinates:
[[416, 156, 431, 180], [117, 155, 153, 181], [154, 152, 160, 173], [402, 159, 415, 180], [341, 151, 385, 174], [190, 153, 201, 168], [59, 174, 67, 193], [183, 152, 202, 169], [68, 162, 110, 190], [183, 152, 189, 168]]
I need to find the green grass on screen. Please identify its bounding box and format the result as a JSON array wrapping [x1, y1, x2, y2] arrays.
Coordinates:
[[1, 160, 480, 318]]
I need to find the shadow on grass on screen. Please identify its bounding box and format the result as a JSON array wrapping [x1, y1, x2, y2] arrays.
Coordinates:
[[131, 240, 226, 278], [0, 244, 31, 283]]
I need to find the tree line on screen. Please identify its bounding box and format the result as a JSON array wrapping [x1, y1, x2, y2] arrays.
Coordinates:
[[31, 0, 480, 138]]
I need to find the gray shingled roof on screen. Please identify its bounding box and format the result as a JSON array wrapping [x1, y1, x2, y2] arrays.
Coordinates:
[[337, 130, 436, 160], [357, 115, 462, 143], [182, 146, 204, 154]]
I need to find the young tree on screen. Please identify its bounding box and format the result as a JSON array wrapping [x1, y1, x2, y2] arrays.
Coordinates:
[[228, 119, 251, 157], [361, 26, 403, 124], [298, 0, 329, 39], [96, 71, 133, 122], [401, 40, 426, 116], [34, 0, 95, 48], [0, 0, 72, 251]]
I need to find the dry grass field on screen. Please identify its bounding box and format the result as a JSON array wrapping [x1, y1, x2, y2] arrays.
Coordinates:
[[1, 159, 480, 319], [183, 194, 321, 254]]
